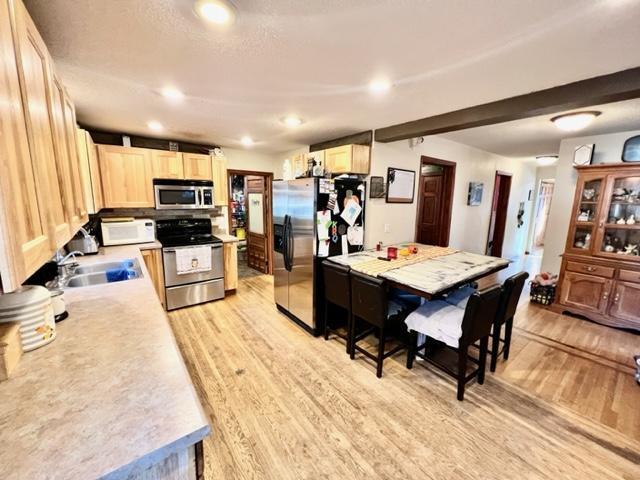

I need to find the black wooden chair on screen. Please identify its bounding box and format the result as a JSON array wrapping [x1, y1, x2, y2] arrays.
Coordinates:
[[349, 271, 412, 378], [406, 285, 502, 401], [488, 272, 529, 372], [322, 261, 352, 354]]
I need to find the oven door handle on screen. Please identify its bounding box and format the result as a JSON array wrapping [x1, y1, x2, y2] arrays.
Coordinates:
[[163, 244, 222, 253]]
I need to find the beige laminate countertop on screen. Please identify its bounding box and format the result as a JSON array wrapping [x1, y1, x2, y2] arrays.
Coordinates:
[[214, 233, 239, 243], [0, 244, 210, 480]]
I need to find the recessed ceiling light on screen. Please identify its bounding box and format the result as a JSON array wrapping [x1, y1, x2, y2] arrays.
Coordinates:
[[369, 78, 392, 95], [282, 115, 303, 128], [240, 136, 254, 147], [194, 0, 235, 25], [551, 111, 601, 132], [161, 86, 185, 101], [147, 121, 163, 132], [536, 155, 558, 166]]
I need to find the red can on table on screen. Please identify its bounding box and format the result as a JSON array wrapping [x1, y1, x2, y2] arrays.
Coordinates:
[[387, 246, 398, 260]]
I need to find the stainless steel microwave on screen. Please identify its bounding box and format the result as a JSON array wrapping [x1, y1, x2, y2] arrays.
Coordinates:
[[153, 179, 214, 210]]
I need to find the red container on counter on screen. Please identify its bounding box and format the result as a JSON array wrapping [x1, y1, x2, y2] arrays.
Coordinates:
[[387, 246, 398, 260]]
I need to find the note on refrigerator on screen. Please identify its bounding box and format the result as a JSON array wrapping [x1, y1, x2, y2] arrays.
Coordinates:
[[316, 211, 331, 240], [318, 240, 329, 257], [347, 225, 363, 245], [341, 235, 349, 256], [340, 199, 362, 226]]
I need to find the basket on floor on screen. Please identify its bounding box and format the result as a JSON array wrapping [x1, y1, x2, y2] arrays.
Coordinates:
[[529, 282, 556, 305]]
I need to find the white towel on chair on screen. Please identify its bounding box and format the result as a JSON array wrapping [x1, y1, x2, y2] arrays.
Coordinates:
[[444, 285, 475, 309], [404, 300, 464, 348], [176, 246, 212, 275]]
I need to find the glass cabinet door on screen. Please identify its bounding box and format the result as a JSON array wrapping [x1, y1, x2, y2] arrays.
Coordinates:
[[570, 177, 603, 253], [599, 175, 640, 259]]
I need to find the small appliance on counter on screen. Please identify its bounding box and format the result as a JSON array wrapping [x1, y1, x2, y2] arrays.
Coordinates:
[[101, 218, 156, 246], [66, 226, 99, 255], [156, 217, 224, 310], [49, 289, 67, 322], [0, 285, 56, 351]]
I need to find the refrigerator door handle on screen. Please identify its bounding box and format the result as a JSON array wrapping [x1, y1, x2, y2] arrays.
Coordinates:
[[283, 214, 291, 271], [287, 215, 295, 271]]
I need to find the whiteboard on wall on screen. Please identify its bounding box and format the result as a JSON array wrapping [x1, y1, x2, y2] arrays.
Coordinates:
[[386, 167, 415, 203]]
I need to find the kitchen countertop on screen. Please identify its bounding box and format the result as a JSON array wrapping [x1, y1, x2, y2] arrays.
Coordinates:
[[214, 233, 239, 243], [0, 244, 210, 479]]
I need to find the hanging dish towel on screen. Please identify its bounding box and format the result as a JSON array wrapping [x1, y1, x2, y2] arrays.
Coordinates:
[[175, 246, 212, 275]]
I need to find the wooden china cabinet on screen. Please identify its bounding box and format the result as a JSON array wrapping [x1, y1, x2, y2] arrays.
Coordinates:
[[553, 164, 640, 331]]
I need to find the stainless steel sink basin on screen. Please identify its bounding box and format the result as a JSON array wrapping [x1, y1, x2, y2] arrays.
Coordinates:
[[65, 259, 143, 288]]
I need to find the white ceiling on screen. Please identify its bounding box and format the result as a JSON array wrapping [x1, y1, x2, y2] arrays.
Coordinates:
[[441, 98, 640, 158], [25, 0, 640, 154]]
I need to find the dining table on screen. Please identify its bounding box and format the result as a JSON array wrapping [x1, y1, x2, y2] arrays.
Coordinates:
[[326, 242, 510, 300]]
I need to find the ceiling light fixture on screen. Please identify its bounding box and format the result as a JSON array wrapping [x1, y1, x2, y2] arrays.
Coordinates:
[[536, 155, 558, 166], [369, 78, 392, 95], [551, 111, 601, 132], [240, 136, 254, 147], [147, 120, 163, 132], [194, 0, 235, 25], [282, 115, 303, 128], [161, 86, 185, 102]]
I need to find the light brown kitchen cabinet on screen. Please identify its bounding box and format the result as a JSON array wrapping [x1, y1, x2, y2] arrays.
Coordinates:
[[141, 248, 165, 307], [183, 153, 213, 180], [223, 242, 238, 291], [62, 91, 87, 225], [324, 144, 370, 175], [558, 272, 612, 314], [13, 0, 71, 248], [151, 150, 183, 179], [98, 145, 154, 208], [608, 281, 640, 327], [212, 155, 228, 206], [0, 0, 54, 291], [77, 129, 104, 213]]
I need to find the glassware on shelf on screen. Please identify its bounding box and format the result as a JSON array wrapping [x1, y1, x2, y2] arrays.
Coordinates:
[[573, 227, 592, 250], [601, 228, 640, 256]]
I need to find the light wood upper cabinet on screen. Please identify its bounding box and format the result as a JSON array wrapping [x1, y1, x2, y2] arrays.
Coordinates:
[[324, 144, 370, 175], [151, 150, 183, 180], [212, 155, 228, 206], [0, 0, 53, 291], [62, 91, 87, 225], [183, 153, 213, 180], [98, 145, 154, 208], [77, 128, 104, 214], [13, 0, 70, 248]]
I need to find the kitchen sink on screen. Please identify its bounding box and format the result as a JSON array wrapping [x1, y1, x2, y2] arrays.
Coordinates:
[[64, 259, 143, 288]]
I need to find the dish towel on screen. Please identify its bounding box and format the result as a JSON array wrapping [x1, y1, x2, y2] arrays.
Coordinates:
[[404, 300, 464, 348], [175, 246, 212, 275]]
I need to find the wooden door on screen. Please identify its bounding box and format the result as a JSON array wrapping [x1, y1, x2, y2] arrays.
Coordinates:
[[14, 0, 70, 248], [608, 281, 640, 326], [151, 150, 183, 179], [416, 173, 443, 245], [0, 0, 53, 290], [98, 145, 154, 208], [245, 175, 269, 273], [212, 156, 228, 206], [486, 172, 512, 257], [559, 272, 612, 314], [183, 153, 212, 180], [77, 129, 103, 213]]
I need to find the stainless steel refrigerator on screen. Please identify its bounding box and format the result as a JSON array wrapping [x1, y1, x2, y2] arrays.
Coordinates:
[[273, 177, 366, 334]]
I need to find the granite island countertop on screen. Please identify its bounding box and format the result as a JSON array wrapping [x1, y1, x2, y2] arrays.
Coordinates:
[[0, 244, 210, 480]]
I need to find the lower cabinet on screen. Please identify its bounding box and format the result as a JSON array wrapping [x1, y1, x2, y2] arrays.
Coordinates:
[[559, 272, 612, 314], [608, 281, 640, 327], [223, 242, 238, 291], [141, 248, 165, 307]]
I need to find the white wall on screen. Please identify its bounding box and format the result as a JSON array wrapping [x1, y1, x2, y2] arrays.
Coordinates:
[[223, 147, 281, 174], [541, 129, 640, 274], [364, 136, 536, 259]]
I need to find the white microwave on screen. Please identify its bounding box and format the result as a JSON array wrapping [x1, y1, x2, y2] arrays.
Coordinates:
[[101, 218, 156, 246], [153, 179, 214, 210]]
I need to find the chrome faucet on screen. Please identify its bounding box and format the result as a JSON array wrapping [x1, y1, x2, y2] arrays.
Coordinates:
[[54, 250, 84, 280]]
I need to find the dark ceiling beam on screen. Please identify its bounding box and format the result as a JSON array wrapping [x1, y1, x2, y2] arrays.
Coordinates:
[[374, 67, 640, 143], [310, 130, 373, 152]]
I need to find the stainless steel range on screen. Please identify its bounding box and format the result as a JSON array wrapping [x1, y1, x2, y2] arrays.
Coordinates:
[[156, 217, 224, 310]]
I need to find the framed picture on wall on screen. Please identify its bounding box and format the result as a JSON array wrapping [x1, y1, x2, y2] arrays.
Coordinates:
[[386, 167, 415, 203], [467, 182, 484, 206]]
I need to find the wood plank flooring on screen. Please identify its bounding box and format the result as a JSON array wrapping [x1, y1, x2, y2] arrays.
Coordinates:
[[169, 274, 640, 480]]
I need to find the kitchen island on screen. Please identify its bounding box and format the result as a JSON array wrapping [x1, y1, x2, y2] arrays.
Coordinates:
[[0, 244, 210, 480]]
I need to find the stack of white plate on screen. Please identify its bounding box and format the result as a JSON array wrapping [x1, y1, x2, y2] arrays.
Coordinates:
[[0, 285, 56, 351]]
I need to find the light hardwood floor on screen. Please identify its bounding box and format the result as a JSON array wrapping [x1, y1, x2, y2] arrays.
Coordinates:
[[169, 274, 640, 480]]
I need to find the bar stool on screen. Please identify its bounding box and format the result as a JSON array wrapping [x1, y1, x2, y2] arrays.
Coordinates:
[[321, 261, 352, 354], [489, 272, 529, 372], [406, 285, 502, 400], [349, 271, 411, 378]]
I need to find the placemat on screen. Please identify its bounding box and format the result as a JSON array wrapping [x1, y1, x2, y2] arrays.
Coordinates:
[[350, 246, 458, 276]]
